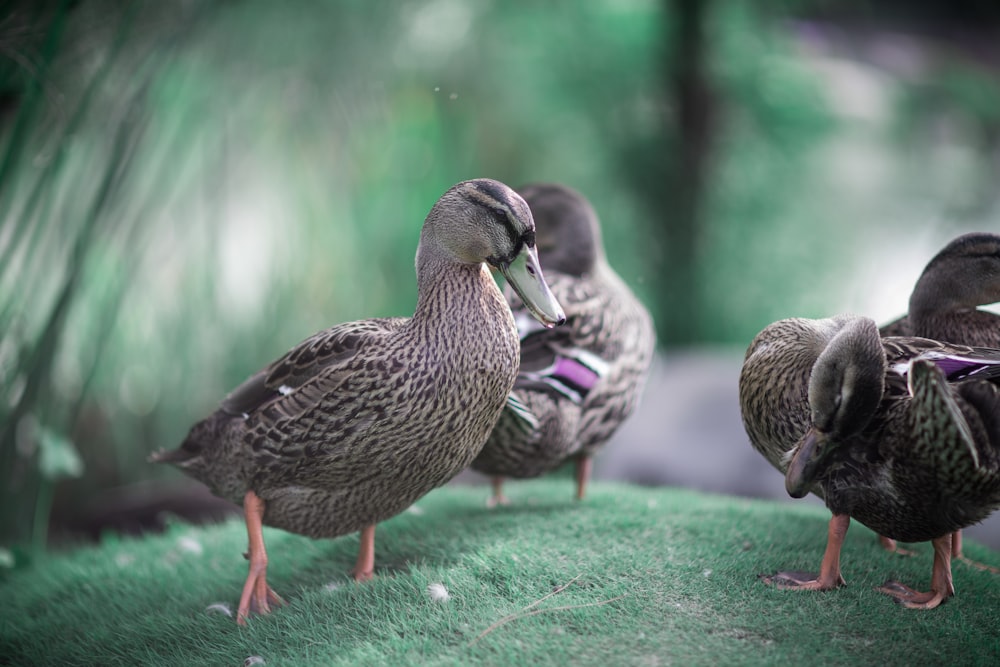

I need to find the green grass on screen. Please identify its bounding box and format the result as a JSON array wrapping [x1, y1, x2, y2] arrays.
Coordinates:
[[2, 481, 999, 666]]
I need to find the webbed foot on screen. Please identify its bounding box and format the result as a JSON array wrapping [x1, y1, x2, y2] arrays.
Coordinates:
[[759, 570, 845, 591], [877, 580, 950, 609], [876, 534, 954, 610]]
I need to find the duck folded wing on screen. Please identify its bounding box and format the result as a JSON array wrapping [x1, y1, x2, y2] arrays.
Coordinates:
[[510, 276, 610, 405], [221, 318, 406, 421]]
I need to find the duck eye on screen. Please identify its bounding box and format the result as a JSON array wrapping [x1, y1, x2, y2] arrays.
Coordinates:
[[523, 230, 536, 248]]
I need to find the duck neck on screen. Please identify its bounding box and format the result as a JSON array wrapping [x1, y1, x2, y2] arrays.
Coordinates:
[[909, 259, 1000, 325], [909, 270, 970, 323], [412, 240, 510, 334]]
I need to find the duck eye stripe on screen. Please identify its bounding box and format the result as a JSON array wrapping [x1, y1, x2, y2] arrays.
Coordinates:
[[490, 205, 522, 254]]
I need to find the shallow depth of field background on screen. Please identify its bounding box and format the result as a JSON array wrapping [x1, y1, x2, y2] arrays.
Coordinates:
[[1, 0, 999, 554]]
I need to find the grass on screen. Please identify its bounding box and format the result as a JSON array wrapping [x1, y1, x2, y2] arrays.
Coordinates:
[[2, 480, 1000, 666]]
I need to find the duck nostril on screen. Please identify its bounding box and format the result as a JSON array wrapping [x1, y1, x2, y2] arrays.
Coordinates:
[[526, 264, 536, 276]]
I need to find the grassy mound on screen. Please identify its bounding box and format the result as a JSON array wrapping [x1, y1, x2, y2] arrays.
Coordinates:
[[2, 481, 999, 666]]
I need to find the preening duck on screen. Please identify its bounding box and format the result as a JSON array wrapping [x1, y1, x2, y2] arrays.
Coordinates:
[[739, 314, 1000, 608]]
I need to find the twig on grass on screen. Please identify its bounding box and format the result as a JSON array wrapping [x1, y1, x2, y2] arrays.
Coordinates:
[[469, 575, 628, 646]]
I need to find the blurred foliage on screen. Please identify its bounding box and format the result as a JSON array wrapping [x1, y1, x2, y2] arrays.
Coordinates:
[[0, 0, 998, 548]]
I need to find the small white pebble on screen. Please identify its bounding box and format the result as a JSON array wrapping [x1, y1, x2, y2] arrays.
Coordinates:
[[244, 657, 265, 666], [449, 92, 458, 100], [323, 581, 343, 592], [426, 582, 450, 602], [178, 536, 203, 555], [205, 603, 232, 617], [0, 548, 14, 569], [406, 505, 425, 516], [702, 569, 712, 578]]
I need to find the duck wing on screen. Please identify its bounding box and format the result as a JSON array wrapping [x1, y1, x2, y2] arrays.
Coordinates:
[[909, 359, 981, 472], [906, 355, 1000, 509], [222, 317, 408, 422], [508, 273, 609, 405]]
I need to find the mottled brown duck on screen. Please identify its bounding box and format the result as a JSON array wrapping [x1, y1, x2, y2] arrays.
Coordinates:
[[152, 179, 565, 624], [470, 183, 656, 504], [879, 232, 1000, 561], [739, 314, 1000, 609]]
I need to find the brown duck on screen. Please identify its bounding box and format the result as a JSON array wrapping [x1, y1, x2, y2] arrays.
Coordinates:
[[470, 183, 656, 504], [879, 232, 1000, 561], [152, 179, 565, 623], [739, 314, 1000, 608]]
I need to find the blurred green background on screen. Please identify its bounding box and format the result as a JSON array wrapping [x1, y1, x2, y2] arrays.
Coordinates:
[[1, 0, 998, 553]]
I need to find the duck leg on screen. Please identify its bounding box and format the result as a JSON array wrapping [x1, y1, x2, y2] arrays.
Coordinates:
[[878, 533, 954, 609], [486, 477, 510, 508], [761, 513, 849, 590], [352, 525, 376, 582], [575, 453, 592, 500], [878, 535, 916, 557], [951, 530, 1000, 573], [237, 490, 285, 625]]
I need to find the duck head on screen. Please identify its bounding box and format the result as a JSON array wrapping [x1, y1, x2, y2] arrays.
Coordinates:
[[420, 179, 566, 328], [516, 183, 605, 277], [909, 232, 1000, 326], [785, 315, 887, 498]]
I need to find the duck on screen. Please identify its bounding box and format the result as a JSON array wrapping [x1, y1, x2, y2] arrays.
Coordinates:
[[469, 183, 656, 504], [739, 314, 1000, 609], [879, 232, 1000, 561], [151, 179, 566, 624]]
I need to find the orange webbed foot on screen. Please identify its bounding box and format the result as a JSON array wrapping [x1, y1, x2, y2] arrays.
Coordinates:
[[237, 574, 286, 625], [877, 580, 950, 610], [760, 514, 850, 593], [759, 570, 845, 591], [876, 534, 955, 609]]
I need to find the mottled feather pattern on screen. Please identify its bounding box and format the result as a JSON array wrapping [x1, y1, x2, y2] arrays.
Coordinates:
[[739, 318, 830, 474]]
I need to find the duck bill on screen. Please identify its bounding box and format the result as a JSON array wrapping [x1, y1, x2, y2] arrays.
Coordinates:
[[500, 246, 565, 328], [785, 427, 826, 499]]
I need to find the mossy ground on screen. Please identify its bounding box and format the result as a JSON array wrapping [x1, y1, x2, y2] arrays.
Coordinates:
[[2, 481, 999, 666]]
